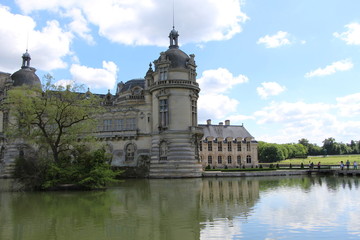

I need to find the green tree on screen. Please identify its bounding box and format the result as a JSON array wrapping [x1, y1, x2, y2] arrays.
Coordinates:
[[6, 75, 102, 163], [258, 142, 285, 163]]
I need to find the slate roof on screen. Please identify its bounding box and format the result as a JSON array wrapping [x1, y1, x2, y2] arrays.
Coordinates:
[[199, 124, 254, 140]]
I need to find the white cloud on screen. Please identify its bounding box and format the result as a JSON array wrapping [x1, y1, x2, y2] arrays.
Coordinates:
[[253, 99, 360, 144], [65, 8, 94, 45], [257, 31, 291, 48], [0, 5, 73, 73], [336, 93, 360, 117], [334, 22, 360, 45], [197, 68, 248, 95], [305, 59, 353, 78], [197, 68, 248, 123], [256, 82, 286, 99], [70, 61, 118, 89], [14, 0, 248, 46]]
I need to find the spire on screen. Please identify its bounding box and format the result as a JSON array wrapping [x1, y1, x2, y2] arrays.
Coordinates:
[[21, 49, 31, 69]]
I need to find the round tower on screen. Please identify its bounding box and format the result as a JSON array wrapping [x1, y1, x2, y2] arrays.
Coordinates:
[[147, 27, 203, 178]]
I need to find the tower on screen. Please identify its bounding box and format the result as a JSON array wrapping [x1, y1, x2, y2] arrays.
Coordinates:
[[146, 27, 203, 178]]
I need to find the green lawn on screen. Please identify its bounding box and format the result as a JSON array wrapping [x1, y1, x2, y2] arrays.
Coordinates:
[[277, 155, 360, 165]]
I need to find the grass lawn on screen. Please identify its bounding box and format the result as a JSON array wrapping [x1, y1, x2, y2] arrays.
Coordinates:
[[277, 155, 360, 165]]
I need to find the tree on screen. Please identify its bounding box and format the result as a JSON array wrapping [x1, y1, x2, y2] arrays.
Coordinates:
[[6, 75, 102, 163]]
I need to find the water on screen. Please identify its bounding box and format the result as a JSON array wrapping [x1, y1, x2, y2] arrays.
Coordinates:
[[1, 176, 360, 240]]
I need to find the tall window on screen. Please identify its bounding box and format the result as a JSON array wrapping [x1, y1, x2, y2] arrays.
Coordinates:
[[217, 156, 222, 164], [227, 141, 232, 151], [199, 141, 202, 151], [208, 141, 212, 151], [247, 142, 251, 151], [218, 141, 222, 151], [103, 119, 112, 131], [237, 142, 242, 151], [246, 155, 251, 163], [126, 144, 135, 161], [237, 156, 241, 165], [159, 99, 169, 127], [191, 100, 197, 126], [160, 67, 167, 80], [208, 156, 212, 164], [227, 156, 232, 164]]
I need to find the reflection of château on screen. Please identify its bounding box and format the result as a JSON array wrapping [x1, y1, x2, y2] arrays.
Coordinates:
[[0, 28, 258, 178], [200, 178, 259, 220]]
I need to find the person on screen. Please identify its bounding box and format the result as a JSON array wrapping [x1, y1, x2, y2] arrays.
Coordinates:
[[346, 160, 350, 170], [354, 161, 358, 170], [317, 162, 321, 170], [310, 162, 314, 169], [340, 161, 344, 170]]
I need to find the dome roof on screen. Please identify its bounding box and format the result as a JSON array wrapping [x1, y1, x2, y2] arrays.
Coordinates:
[[11, 67, 41, 87], [117, 79, 145, 94], [162, 48, 189, 69]]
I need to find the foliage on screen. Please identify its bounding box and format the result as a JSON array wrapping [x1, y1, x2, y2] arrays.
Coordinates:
[[259, 138, 360, 163], [14, 146, 121, 190], [6, 74, 102, 163]]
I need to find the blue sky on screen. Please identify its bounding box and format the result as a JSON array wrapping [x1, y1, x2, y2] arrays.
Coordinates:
[[1, 0, 360, 145]]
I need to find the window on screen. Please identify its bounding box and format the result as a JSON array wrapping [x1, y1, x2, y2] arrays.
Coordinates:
[[237, 142, 242, 151], [227, 156, 232, 164], [246, 155, 251, 163], [247, 142, 251, 151], [208, 156, 212, 164], [218, 141, 222, 151], [192, 100, 197, 126], [103, 119, 112, 131], [159, 67, 167, 80], [208, 141, 212, 151], [237, 156, 241, 164], [126, 144, 135, 161], [114, 119, 124, 130], [217, 156, 222, 164], [199, 141, 202, 151], [159, 141, 168, 161], [159, 99, 169, 127], [227, 141, 232, 151], [126, 118, 136, 130]]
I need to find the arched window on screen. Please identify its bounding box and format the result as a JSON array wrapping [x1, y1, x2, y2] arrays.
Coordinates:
[[125, 144, 135, 161], [246, 155, 251, 164]]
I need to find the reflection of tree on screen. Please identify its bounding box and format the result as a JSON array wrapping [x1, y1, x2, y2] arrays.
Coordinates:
[[5, 190, 120, 240]]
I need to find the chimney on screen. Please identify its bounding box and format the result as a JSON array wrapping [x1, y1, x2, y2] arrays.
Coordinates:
[[207, 119, 211, 125], [225, 120, 230, 126]]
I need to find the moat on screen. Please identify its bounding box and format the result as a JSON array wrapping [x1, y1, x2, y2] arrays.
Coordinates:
[[1, 176, 360, 240]]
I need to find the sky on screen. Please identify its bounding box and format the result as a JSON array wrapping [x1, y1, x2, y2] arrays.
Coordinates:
[[1, 0, 360, 146]]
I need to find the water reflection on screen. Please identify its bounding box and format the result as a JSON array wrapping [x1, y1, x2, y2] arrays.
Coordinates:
[[1, 176, 360, 240]]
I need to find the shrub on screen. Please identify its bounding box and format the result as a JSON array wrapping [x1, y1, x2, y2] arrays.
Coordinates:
[[300, 163, 304, 169], [14, 146, 121, 191], [276, 164, 280, 169], [205, 165, 211, 170]]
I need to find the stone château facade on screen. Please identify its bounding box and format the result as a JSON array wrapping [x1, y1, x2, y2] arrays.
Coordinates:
[[0, 28, 258, 178]]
